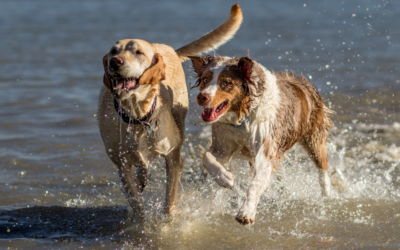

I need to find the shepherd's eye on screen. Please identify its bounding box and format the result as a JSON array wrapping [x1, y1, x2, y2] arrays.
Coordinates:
[[203, 79, 207, 84], [221, 81, 229, 86]]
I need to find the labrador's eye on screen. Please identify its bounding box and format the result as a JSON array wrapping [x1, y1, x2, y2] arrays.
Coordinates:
[[110, 48, 117, 55], [136, 50, 144, 55]]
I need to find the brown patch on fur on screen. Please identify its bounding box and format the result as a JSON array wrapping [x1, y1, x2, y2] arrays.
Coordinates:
[[191, 56, 334, 164], [191, 57, 335, 225], [197, 71, 214, 90], [218, 69, 252, 118], [190, 56, 226, 86], [289, 83, 310, 132], [238, 57, 253, 80], [190, 56, 260, 121], [262, 72, 334, 164], [189, 56, 208, 77], [138, 53, 166, 85]]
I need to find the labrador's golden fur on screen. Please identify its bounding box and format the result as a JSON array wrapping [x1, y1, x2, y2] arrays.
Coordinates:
[[98, 4, 243, 222]]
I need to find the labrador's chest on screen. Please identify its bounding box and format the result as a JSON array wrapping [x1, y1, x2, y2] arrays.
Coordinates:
[[125, 114, 180, 159]]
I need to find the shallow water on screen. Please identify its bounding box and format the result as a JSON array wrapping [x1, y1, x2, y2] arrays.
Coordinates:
[[1, 0, 400, 249]]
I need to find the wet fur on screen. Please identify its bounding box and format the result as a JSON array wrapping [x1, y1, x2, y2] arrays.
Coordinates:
[[190, 56, 334, 225], [97, 4, 243, 222]]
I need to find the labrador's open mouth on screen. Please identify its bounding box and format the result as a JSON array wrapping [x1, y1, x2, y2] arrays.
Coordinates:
[[111, 76, 139, 92]]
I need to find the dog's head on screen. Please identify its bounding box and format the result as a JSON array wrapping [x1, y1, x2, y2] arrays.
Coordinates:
[[190, 56, 257, 123], [102, 39, 166, 101]]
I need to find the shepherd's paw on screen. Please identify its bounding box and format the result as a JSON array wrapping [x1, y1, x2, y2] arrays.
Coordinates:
[[214, 171, 235, 189], [235, 207, 256, 225]]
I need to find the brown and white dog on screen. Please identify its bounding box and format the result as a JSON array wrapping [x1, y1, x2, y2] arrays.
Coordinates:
[[190, 55, 334, 225], [98, 4, 243, 222]]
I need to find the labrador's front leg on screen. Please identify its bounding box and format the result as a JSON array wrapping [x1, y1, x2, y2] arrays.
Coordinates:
[[118, 166, 145, 221], [203, 147, 235, 189], [164, 149, 184, 215], [236, 150, 273, 225]]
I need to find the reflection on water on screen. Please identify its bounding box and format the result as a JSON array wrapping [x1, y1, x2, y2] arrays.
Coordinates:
[[0, 0, 400, 249]]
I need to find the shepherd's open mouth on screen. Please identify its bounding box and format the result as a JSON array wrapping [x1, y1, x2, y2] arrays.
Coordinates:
[[111, 76, 140, 92], [202, 101, 228, 122]]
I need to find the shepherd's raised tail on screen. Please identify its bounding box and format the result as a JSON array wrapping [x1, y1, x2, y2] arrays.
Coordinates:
[[176, 3, 243, 62]]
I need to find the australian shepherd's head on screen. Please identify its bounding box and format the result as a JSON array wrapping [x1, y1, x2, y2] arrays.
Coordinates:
[[190, 56, 263, 124]]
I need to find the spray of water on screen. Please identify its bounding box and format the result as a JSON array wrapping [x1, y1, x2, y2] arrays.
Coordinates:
[[117, 123, 400, 249]]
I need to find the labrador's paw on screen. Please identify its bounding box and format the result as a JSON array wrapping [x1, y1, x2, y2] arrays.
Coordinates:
[[163, 204, 181, 216], [135, 168, 147, 193]]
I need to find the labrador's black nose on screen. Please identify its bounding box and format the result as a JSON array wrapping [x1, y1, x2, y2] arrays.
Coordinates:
[[110, 57, 124, 70]]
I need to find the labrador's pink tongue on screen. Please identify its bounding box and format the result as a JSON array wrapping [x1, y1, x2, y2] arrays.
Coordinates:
[[116, 80, 124, 89], [125, 79, 136, 89], [202, 108, 217, 122], [115, 79, 136, 89]]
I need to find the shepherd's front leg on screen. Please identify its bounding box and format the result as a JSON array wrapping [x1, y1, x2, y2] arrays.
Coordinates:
[[203, 147, 235, 189], [236, 151, 273, 225]]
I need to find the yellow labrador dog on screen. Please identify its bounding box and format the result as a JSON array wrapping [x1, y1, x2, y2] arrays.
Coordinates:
[[98, 4, 243, 222]]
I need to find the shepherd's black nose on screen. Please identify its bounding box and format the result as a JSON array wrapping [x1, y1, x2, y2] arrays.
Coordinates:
[[110, 57, 124, 70], [197, 93, 210, 106]]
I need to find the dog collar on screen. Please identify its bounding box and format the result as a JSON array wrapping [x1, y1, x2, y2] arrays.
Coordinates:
[[113, 95, 158, 134], [231, 116, 250, 132], [238, 117, 248, 124]]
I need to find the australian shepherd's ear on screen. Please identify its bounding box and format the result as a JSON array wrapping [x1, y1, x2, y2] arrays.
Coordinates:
[[138, 53, 166, 85], [238, 57, 253, 80], [238, 57, 258, 101], [102, 54, 112, 91], [188, 56, 208, 76]]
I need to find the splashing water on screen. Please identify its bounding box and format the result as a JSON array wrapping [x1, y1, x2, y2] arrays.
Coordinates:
[[1, 0, 400, 249], [111, 123, 400, 249]]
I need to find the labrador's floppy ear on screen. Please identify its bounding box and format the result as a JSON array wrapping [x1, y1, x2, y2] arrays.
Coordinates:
[[102, 54, 112, 91], [188, 56, 207, 76], [138, 53, 166, 85]]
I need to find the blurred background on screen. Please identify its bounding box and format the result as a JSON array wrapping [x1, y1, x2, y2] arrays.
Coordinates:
[[0, 0, 399, 249]]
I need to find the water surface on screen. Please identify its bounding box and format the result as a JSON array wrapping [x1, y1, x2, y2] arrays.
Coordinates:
[[0, 0, 399, 249]]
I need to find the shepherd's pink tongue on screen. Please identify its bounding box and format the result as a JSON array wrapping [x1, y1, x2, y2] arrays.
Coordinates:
[[202, 108, 218, 122]]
